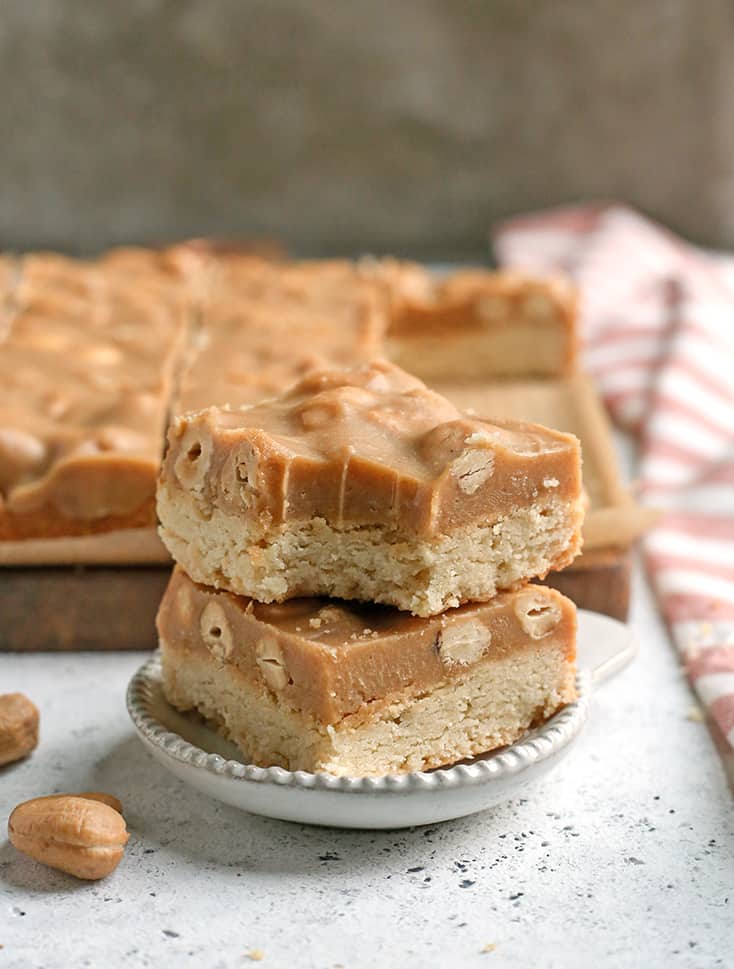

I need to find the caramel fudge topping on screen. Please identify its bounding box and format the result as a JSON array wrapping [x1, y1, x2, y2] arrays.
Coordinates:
[[175, 258, 427, 412], [159, 566, 577, 725], [0, 251, 190, 537], [163, 360, 582, 536]]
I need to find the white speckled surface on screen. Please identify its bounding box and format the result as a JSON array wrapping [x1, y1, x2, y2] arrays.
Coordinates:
[[2, 444, 734, 968]]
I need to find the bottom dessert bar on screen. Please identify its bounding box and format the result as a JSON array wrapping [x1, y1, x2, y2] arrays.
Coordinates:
[[157, 567, 577, 776]]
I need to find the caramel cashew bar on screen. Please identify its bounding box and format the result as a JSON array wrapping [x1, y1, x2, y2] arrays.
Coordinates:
[[158, 567, 577, 776], [158, 361, 584, 616]]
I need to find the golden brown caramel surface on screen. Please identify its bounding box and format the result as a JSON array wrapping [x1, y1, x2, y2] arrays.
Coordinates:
[[174, 258, 428, 411], [0, 251, 190, 538], [162, 360, 582, 536]]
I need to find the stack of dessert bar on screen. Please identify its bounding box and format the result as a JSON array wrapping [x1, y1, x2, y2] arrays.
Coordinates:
[[155, 360, 584, 776]]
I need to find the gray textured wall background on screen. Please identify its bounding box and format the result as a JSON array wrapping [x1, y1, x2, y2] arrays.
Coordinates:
[[2, 0, 733, 258]]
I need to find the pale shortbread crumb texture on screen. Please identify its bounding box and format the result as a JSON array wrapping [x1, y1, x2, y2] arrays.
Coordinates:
[[159, 491, 582, 617], [161, 638, 576, 776]]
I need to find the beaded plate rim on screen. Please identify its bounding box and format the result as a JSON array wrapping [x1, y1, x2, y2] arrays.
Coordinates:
[[127, 653, 591, 795]]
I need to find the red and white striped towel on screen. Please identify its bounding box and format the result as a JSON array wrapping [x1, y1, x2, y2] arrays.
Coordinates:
[[494, 204, 734, 782]]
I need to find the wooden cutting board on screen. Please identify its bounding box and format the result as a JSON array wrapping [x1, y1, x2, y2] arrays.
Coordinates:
[[1, 566, 171, 651]]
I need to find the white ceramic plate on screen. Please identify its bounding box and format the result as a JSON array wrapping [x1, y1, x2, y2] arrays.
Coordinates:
[[127, 610, 636, 829]]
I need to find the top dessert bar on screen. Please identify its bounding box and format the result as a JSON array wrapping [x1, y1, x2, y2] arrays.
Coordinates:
[[387, 269, 578, 381], [157, 360, 584, 616]]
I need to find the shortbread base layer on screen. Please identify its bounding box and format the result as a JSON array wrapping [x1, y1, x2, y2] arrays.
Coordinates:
[[158, 495, 583, 617], [161, 636, 576, 776]]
